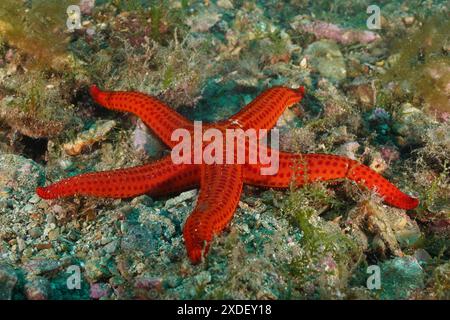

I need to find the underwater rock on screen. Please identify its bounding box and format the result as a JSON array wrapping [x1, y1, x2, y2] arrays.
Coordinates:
[[28, 227, 43, 239], [0, 264, 18, 300], [79, 0, 95, 15], [0, 153, 44, 195], [217, 0, 234, 9], [63, 120, 116, 156], [423, 61, 450, 114], [379, 146, 400, 163], [276, 108, 301, 130], [279, 127, 316, 153], [385, 207, 421, 248], [292, 18, 381, 45], [164, 190, 197, 210], [345, 79, 376, 109], [369, 152, 388, 174], [120, 222, 158, 256], [24, 276, 50, 300], [90, 282, 111, 300], [103, 239, 119, 255], [336, 142, 360, 160], [316, 254, 345, 299], [84, 257, 112, 283], [426, 124, 450, 154], [133, 276, 163, 299], [186, 9, 221, 33], [418, 123, 450, 171], [304, 40, 347, 83], [379, 256, 424, 299], [130, 195, 154, 208], [394, 103, 434, 147], [194, 271, 212, 287], [413, 249, 432, 264], [134, 276, 162, 291], [0, 75, 76, 139], [217, 4, 295, 65], [132, 119, 165, 158], [402, 16, 415, 27], [346, 201, 420, 257], [23, 259, 61, 276], [431, 262, 450, 299], [429, 218, 450, 236], [346, 57, 364, 78], [0, 110, 66, 139]]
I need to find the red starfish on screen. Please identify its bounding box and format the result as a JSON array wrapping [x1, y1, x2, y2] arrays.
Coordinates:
[[36, 85, 419, 263]]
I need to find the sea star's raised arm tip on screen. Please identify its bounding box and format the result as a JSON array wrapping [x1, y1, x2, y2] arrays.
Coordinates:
[[401, 194, 420, 210], [36, 186, 54, 200], [89, 84, 100, 96], [89, 84, 107, 105], [296, 86, 306, 97]]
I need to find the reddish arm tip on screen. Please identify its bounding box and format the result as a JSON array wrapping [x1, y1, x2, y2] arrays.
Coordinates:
[[89, 84, 110, 106], [89, 84, 101, 100], [36, 186, 54, 200], [297, 86, 305, 98], [186, 247, 203, 265], [403, 196, 420, 210], [382, 186, 420, 210]]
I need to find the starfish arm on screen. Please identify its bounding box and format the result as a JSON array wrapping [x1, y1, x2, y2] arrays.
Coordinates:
[[36, 155, 199, 199], [244, 152, 419, 210], [183, 164, 243, 264], [225, 86, 305, 131], [90, 85, 194, 148]]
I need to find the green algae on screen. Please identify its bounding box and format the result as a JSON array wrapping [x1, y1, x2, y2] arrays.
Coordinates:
[[0, 0, 73, 71], [420, 164, 449, 214], [0, 72, 78, 139], [111, 0, 191, 44], [70, 24, 211, 108], [380, 13, 450, 114], [379, 257, 424, 300], [432, 262, 450, 299], [281, 184, 363, 298]]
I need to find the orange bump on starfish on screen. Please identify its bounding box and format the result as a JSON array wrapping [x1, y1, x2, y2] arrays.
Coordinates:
[[36, 85, 419, 264]]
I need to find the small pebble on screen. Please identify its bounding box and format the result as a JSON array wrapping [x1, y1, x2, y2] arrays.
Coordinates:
[[28, 195, 40, 204], [90, 283, 111, 300], [28, 227, 43, 239], [25, 277, 50, 300], [402, 16, 415, 26], [48, 229, 60, 241]]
